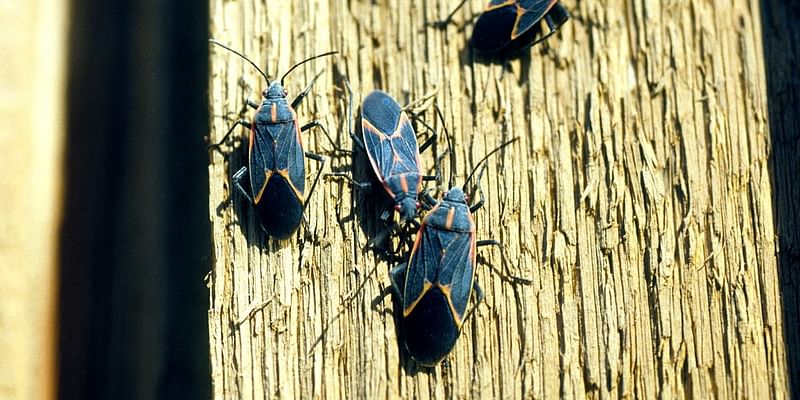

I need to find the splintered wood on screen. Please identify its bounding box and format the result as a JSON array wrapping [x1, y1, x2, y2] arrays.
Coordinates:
[[207, 0, 788, 398]]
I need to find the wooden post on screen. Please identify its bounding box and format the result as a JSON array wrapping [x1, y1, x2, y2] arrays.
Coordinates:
[[207, 0, 788, 397], [0, 0, 66, 398]]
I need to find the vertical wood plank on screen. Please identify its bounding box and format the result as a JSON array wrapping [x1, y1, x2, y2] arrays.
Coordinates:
[[208, 0, 789, 397], [0, 0, 66, 399]]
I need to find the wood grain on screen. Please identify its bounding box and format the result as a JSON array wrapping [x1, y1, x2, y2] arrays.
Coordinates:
[[208, 0, 788, 397]]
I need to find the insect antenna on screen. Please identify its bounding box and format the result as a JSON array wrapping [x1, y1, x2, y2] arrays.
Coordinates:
[[462, 137, 519, 193], [280, 51, 339, 87], [209, 39, 270, 83], [433, 104, 456, 190]]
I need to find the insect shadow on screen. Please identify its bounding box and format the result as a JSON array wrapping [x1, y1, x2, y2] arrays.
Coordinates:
[[211, 121, 291, 251], [208, 94, 275, 249]]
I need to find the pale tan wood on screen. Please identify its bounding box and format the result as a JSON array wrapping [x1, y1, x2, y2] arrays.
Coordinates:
[[208, 0, 788, 397], [0, 0, 67, 398]]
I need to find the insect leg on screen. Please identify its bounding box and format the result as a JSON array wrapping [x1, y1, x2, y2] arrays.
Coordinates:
[[366, 222, 399, 251], [340, 80, 367, 152], [409, 115, 438, 154], [533, 20, 558, 45], [477, 243, 535, 285], [398, 220, 420, 252], [324, 172, 371, 189], [419, 190, 438, 210], [406, 114, 442, 182], [461, 281, 485, 324], [291, 69, 325, 109], [428, 0, 469, 28], [426, 103, 452, 186], [208, 119, 251, 151], [300, 120, 351, 154], [232, 166, 254, 204], [469, 186, 485, 213], [350, 133, 367, 152], [534, 4, 570, 46], [419, 132, 439, 153], [302, 152, 326, 216], [388, 263, 407, 299], [472, 281, 484, 303]]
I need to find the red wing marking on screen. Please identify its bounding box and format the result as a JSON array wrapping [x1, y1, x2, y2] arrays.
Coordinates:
[[445, 207, 456, 230]]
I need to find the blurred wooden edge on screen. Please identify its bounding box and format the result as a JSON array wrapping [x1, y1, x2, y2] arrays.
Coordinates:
[[0, 0, 67, 398]]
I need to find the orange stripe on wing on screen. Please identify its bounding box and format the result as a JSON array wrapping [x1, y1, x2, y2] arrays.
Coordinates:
[[510, 4, 527, 39], [404, 219, 432, 316], [276, 168, 305, 202], [361, 120, 389, 186], [511, 0, 559, 39], [254, 170, 273, 203], [438, 284, 464, 328], [389, 112, 411, 139], [362, 119, 390, 141], [404, 281, 432, 317], [485, 0, 515, 12]]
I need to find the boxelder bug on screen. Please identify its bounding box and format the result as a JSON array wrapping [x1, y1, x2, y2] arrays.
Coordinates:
[[435, 0, 569, 57], [328, 84, 441, 247], [390, 135, 519, 366], [209, 39, 337, 239], [359, 90, 440, 221]]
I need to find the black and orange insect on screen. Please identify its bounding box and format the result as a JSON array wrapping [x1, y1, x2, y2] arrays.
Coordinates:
[[436, 0, 569, 57], [390, 138, 519, 365], [208, 39, 336, 239]]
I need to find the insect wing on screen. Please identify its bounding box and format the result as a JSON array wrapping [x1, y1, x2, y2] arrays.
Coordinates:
[[471, 3, 517, 53], [403, 224, 436, 314], [362, 114, 420, 180], [472, 0, 560, 53], [385, 115, 421, 178], [361, 91, 421, 181], [274, 121, 306, 198], [431, 229, 475, 325], [249, 123, 273, 202], [514, 0, 556, 38], [404, 226, 475, 325], [250, 121, 305, 203], [255, 173, 304, 239]]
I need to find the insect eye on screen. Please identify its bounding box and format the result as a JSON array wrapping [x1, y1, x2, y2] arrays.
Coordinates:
[[283, 89, 288, 96], [415, 201, 421, 209], [395, 204, 402, 211]]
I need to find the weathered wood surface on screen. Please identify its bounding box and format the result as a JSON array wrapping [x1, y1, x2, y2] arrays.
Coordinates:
[[207, 0, 789, 398], [761, 0, 800, 396]]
